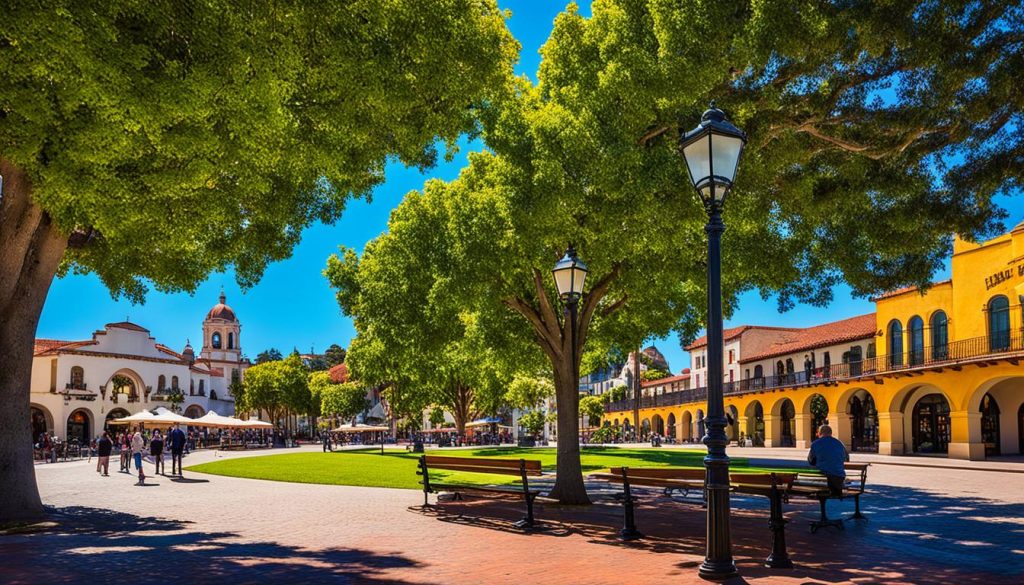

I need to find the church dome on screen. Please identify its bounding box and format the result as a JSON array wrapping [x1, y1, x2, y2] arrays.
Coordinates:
[[206, 291, 237, 322], [182, 340, 195, 363]]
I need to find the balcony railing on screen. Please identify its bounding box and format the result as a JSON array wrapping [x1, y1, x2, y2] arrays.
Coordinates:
[[605, 332, 1024, 413], [65, 382, 87, 391]]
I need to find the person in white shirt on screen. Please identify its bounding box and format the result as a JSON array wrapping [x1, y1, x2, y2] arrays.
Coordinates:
[[131, 427, 146, 485]]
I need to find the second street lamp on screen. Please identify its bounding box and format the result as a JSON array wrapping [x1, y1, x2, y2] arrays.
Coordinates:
[[552, 245, 589, 449], [680, 103, 747, 582]]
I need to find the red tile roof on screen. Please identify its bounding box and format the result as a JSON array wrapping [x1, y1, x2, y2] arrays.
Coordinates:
[[33, 339, 95, 356], [329, 363, 350, 384], [105, 321, 150, 333], [685, 325, 799, 351], [740, 313, 877, 363], [870, 280, 951, 302], [641, 373, 690, 388]]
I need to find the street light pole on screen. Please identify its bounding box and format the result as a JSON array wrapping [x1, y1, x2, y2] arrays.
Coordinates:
[[552, 245, 589, 452], [679, 103, 746, 582]]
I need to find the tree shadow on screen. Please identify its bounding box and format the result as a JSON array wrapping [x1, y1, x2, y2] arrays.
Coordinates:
[[412, 480, 1024, 584], [0, 506, 422, 584]]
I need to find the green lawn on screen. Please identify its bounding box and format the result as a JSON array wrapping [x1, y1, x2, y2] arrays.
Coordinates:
[[186, 447, 798, 490]]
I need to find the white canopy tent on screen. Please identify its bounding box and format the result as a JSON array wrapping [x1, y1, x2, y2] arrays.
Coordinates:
[[331, 423, 390, 433]]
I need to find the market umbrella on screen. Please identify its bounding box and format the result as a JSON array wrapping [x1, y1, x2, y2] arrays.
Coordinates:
[[151, 407, 198, 425], [110, 410, 163, 425]]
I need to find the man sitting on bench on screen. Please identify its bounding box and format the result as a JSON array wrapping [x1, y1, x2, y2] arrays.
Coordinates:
[[807, 424, 848, 496]]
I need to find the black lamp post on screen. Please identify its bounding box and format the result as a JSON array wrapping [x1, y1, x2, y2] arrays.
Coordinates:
[[552, 245, 589, 443], [680, 103, 747, 582]]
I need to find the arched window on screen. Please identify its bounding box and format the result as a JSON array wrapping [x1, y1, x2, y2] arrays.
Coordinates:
[[157, 375, 166, 391], [69, 366, 84, 389], [212, 332, 222, 349], [228, 332, 234, 349], [849, 345, 863, 376], [888, 320, 903, 367], [930, 311, 949, 360], [753, 365, 763, 389], [988, 295, 1010, 351], [199, 379, 205, 396], [908, 316, 924, 365], [171, 375, 179, 390]]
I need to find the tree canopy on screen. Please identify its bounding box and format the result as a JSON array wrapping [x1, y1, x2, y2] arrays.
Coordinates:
[[324, 344, 347, 367], [326, 0, 1023, 504], [255, 348, 284, 365], [0, 0, 518, 523]]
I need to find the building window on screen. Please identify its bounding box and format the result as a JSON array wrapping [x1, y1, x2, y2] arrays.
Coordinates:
[[231, 369, 240, 385], [908, 316, 924, 365], [212, 332, 222, 349], [199, 379, 205, 396], [190, 379, 195, 396], [158, 375, 166, 391], [930, 311, 949, 360], [848, 345, 863, 376], [888, 320, 903, 367], [988, 295, 1010, 351], [69, 366, 84, 389], [866, 342, 876, 359], [171, 376, 179, 390], [228, 332, 234, 349], [728, 350, 735, 364]]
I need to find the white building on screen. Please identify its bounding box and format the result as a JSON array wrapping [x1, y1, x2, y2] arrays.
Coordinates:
[[29, 292, 250, 443]]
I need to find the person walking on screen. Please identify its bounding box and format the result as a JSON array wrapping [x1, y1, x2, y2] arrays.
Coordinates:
[[131, 427, 146, 485], [150, 429, 165, 475], [96, 432, 113, 476], [119, 431, 131, 473], [168, 423, 187, 476]]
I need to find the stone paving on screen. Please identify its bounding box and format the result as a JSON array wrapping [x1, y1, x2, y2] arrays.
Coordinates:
[[3, 445, 1024, 584]]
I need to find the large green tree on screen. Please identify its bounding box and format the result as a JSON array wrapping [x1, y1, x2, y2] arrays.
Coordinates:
[[327, 0, 1021, 504], [0, 0, 516, 522]]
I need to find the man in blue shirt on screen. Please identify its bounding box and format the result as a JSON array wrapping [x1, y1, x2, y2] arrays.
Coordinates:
[[807, 424, 849, 495], [168, 423, 187, 476]]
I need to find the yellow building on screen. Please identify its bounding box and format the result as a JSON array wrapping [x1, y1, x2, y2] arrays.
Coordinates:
[[604, 225, 1024, 460]]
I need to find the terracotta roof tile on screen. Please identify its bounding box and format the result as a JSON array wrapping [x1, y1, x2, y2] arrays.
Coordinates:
[[685, 325, 800, 351], [740, 313, 877, 363], [641, 373, 690, 388], [105, 321, 150, 333], [33, 339, 94, 356]]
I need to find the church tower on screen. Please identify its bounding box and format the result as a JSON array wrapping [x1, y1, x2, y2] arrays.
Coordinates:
[[200, 289, 244, 396]]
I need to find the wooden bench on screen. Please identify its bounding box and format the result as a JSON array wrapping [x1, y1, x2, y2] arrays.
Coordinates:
[[417, 455, 544, 530], [790, 462, 869, 532], [589, 467, 706, 539]]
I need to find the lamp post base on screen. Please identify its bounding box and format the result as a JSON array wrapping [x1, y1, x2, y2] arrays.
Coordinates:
[[698, 559, 739, 582]]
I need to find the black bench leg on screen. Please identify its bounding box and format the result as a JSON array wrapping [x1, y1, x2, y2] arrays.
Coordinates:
[[765, 480, 793, 569], [810, 497, 844, 533], [850, 494, 866, 520], [513, 494, 538, 530], [620, 493, 643, 540]]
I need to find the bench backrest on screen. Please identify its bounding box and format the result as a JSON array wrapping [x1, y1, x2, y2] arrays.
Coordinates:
[[797, 462, 869, 493], [729, 472, 797, 490], [607, 467, 705, 481], [423, 455, 542, 476]]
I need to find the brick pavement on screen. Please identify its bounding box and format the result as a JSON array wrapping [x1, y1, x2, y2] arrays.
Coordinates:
[[3, 445, 1023, 584]]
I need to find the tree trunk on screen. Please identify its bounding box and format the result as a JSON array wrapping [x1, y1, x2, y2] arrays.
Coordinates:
[[0, 160, 69, 523], [546, 354, 590, 504]]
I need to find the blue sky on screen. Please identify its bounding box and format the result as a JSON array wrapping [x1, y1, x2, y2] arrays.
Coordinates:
[[36, 1, 1022, 374]]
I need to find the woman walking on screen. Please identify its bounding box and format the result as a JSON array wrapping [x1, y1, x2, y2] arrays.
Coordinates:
[[131, 427, 146, 485], [150, 430, 165, 475]]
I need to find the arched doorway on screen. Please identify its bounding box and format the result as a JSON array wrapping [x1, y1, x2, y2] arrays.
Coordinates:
[[680, 411, 693, 442], [727, 405, 739, 442], [1019, 403, 1024, 455], [66, 409, 91, 444], [30, 406, 52, 441], [667, 413, 676, 440], [745, 401, 764, 446], [184, 405, 205, 419], [651, 414, 665, 436], [808, 394, 829, 430], [778, 399, 796, 447], [105, 408, 130, 432], [912, 394, 950, 454], [980, 393, 1001, 457], [640, 419, 651, 440], [622, 418, 632, 439], [848, 391, 878, 452]]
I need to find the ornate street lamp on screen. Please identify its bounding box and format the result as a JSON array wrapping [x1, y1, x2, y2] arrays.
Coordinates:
[[552, 245, 589, 445], [680, 103, 746, 581]]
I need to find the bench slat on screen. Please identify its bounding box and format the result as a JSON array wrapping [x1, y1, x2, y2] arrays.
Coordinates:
[[424, 455, 541, 471], [428, 482, 539, 496], [428, 463, 540, 476], [606, 467, 705, 480]]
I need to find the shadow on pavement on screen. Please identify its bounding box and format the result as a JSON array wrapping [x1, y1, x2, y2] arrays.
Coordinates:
[[0, 506, 421, 584], [415, 479, 1024, 584]]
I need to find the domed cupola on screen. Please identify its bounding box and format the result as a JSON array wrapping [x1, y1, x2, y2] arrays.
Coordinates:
[[206, 290, 237, 322], [182, 339, 195, 364]]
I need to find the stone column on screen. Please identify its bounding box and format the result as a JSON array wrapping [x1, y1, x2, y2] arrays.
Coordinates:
[[794, 413, 814, 449], [948, 411, 985, 460], [877, 411, 904, 455]]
